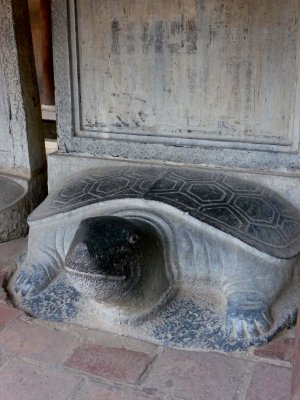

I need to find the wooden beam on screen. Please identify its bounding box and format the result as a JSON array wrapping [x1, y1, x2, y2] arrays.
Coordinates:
[[40, 0, 54, 105]]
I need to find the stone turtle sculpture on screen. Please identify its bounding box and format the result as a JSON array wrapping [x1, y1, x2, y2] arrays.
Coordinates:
[[9, 167, 300, 350]]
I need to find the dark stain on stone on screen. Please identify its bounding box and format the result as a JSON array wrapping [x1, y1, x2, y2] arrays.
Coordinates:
[[127, 22, 135, 54], [168, 43, 180, 55], [181, 14, 185, 31], [143, 388, 158, 395], [209, 24, 216, 44], [116, 115, 129, 128], [138, 111, 146, 123], [142, 23, 153, 54], [168, 20, 183, 54], [111, 19, 121, 55], [155, 22, 164, 54], [150, 297, 297, 352], [186, 19, 197, 54], [171, 20, 181, 35], [165, 380, 174, 388], [23, 278, 81, 322]]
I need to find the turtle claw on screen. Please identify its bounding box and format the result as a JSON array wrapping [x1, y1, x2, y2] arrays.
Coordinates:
[[12, 264, 56, 298], [226, 293, 273, 340], [254, 311, 273, 333]]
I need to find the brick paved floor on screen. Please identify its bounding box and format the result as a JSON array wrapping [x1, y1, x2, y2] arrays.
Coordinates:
[[0, 238, 294, 400]]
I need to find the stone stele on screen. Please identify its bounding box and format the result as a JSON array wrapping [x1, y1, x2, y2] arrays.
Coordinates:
[[9, 166, 300, 351]]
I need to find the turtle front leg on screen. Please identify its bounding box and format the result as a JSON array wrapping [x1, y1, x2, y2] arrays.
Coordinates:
[[12, 260, 59, 298], [225, 291, 273, 339], [10, 226, 72, 298]]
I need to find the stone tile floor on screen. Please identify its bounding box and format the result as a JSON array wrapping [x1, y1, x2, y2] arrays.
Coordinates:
[[0, 237, 295, 400]]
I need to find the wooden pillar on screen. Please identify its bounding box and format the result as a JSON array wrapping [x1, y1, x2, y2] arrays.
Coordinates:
[[40, 0, 54, 105], [292, 307, 300, 399]]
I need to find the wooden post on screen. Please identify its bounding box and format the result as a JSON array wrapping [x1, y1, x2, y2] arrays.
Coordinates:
[[292, 307, 300, 399], [40, 0, 54, 105]]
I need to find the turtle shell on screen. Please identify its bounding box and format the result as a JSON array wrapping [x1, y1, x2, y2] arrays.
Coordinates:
[[30, 167, 300, 259]]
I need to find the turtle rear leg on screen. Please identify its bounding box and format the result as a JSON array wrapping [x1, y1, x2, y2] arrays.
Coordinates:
[[219, 246, 295, 340], [225, 291, 273, 339]]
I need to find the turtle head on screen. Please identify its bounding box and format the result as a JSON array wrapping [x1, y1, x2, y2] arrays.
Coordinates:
[[64, 215, 173, 318], [64, 216, 144, 300], [65, 217, 142, 278]]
